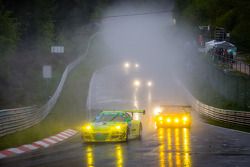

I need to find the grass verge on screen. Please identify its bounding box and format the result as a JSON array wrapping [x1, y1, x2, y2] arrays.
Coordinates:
[[201, 115, 250, 133]]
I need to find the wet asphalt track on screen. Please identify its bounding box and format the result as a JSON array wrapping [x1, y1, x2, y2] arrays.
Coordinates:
[[1, 63, 250, 167], [1, 113, 250, 167]]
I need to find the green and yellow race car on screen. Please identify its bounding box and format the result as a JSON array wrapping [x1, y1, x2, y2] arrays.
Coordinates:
[[81, 110, 145, 142]]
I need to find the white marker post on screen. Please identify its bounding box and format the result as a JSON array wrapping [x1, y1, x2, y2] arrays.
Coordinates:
[[43, 65, 52, 98]]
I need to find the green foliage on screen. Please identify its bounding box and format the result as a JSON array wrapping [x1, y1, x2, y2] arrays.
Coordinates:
[[175, 0, 250, 51], [0, 0, 114, 107], [215, 9, 236, 30], [231, 22, 250, 51], [0, 10, 19, 57]]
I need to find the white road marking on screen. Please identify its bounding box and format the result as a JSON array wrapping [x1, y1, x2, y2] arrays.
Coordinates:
[[57, 134, 68, 139], [50, 136, 63, 141], [44, 138, 57, 144], [22, 144, 38, 150], [7, 148, 24, 154], [34, 141, 50, 148], [60, 132, 72, 137]]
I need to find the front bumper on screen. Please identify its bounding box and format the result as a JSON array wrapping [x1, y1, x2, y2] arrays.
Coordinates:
[[155, 121, 191, 128], [82, 131, 127, 142]]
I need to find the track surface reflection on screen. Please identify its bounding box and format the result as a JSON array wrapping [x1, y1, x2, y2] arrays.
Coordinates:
[[158, 128, 191, 167], [82, 127, 191, 167]]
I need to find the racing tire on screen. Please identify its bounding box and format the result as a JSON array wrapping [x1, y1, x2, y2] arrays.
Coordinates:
[[138, 123, 142, 140], [125, 127, 129, 142]]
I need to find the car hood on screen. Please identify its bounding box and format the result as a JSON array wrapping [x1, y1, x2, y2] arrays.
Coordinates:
[[90, 122, 127, 131]]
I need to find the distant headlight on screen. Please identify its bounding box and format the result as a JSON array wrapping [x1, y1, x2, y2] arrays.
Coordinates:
[[154, 107, 162, 115]]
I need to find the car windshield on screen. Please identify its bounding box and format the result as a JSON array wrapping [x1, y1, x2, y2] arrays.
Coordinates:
[[94, 113, 124, 122]]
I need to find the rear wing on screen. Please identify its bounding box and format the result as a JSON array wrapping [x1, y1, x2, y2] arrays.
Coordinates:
[[102, 110, 146, 115], [153, 105, 191, 115], [123, 110, 146, 115]]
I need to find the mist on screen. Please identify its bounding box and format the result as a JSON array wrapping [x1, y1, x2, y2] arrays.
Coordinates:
[[97, 0, 193, 107]]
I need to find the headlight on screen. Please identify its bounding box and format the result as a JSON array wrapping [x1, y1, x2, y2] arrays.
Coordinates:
[[115, 125, 121, 130], [166, 118, 171, 123], [182, 116, 188, 122], [84, 125, 92, 131], [154, 107, 162, 115], [134, 113, 140, 120], [174, 118, 179, 123]]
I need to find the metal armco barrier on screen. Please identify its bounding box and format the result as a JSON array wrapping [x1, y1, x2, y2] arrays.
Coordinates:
[[175, 76, 250, 127], [0, 32, 98, 137], [189, 94, 250, 127]]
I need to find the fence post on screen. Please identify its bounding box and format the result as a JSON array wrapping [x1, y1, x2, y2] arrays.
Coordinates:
[[248, 64, 250, 75], [240, 62, 241, 72]]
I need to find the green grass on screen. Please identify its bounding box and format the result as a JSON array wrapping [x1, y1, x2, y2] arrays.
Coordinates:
[[0, 34, 117, 150], [201, 115, 250, 133], [238, 53, 250, 64]]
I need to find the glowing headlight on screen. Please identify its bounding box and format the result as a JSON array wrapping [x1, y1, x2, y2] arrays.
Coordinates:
[[183, 116, 188, 122], [174, 118, 179, 123], [85, 125, 92, 130], [134, 113, 140, 120], [166, 118, 171, 123], [124, 62, 130, 68], [158, 116, 163, 121], [154, 107, 162, 115], [115, 125, 121, 130]]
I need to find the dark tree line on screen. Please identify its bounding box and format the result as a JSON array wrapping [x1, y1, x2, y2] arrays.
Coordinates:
[[174, 0, 250, 51], [0, 0, 115, 108]]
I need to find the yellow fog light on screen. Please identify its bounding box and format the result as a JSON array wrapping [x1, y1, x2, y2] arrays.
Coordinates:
[[174, 118, 179, 123], [166, 118, 171, 123], [85, 125, 92, 130], [158, 116, 163, 121], [115, 125, 121, 130], [183, 116, 188, 122]]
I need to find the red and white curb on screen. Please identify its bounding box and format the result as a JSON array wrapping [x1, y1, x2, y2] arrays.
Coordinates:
[[0, 129, 77, 159]]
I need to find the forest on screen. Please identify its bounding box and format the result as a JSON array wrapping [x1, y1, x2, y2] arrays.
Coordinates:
[[1, 0, 249, 108], [174, 0, 250, 51], [0, 0, 115, 107]]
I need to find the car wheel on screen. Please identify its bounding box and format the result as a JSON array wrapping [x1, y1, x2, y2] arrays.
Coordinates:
[[138, 123, 142, 140], [125, 127, 129, 142]]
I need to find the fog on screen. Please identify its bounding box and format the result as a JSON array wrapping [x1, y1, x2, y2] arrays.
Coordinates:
[[96, 0, 192, 107]]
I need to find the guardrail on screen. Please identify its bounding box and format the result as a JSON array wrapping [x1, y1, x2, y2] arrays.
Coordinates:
[[188, 91, 250, 127], [0, 32, 98, 137], [174, 76, 250, 127]]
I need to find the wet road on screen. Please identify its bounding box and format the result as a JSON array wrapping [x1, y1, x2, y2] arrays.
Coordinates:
[[81, 117, 250, 167], [81, 65, 250, 167], [2, 113, 250, 167], [2, 35, 250, 167]]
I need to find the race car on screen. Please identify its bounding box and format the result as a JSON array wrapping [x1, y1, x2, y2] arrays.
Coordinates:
[[81, 110, 145, 142], [153, 105, 191, 128]]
